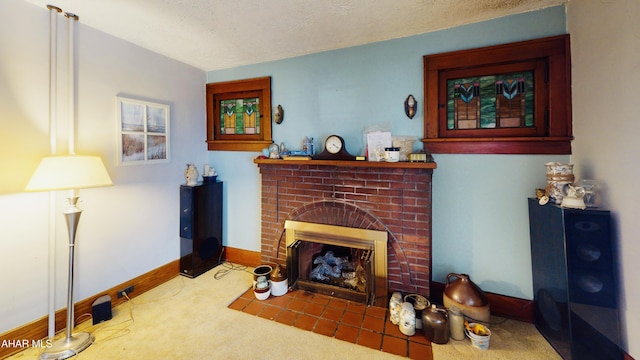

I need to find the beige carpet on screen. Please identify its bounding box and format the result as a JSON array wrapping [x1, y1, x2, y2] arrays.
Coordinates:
[[431, 317, 561, 359], [7, 263, 559, 359]]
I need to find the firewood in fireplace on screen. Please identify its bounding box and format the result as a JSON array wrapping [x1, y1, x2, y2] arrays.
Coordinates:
[[310, 250, 367, 292]]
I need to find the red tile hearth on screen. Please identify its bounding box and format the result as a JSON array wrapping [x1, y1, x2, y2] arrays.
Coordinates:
[[228, 288, 433, 360]]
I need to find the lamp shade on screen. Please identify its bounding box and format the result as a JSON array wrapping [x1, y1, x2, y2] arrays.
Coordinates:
[[25, 155, 113, 191]]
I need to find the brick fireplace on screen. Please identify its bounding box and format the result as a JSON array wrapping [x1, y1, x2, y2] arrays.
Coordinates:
[[254, 159, 436, 301]]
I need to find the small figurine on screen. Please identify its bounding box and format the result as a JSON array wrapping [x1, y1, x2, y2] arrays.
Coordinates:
[[184, 163, 199, 186], [268, 143, 280, 159]]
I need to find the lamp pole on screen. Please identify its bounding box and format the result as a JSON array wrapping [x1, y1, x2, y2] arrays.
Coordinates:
[[39, 196, 94, 360]]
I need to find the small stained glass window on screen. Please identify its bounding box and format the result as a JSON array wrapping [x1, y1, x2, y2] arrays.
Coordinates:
[[220, 98, 260, 135], [447, 72, 534, 130], [206, 76, 273, 151]]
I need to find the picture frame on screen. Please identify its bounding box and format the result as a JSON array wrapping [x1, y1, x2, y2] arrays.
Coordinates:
[[206, 76, 273, 151], [116, 96, 170, 165], [422, 35, 572, 154]]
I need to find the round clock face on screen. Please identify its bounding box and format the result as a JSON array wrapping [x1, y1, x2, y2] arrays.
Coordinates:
[[325, 135, 344, 154]]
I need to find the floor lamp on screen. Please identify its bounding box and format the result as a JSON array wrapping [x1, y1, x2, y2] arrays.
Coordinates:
[[26, 155, 112, 360]]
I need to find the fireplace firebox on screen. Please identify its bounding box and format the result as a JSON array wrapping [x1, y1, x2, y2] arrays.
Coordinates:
[[285, 220, 387, 307]]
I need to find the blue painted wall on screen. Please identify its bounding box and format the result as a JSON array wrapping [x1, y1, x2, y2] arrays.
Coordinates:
[[207, 6, 568, 299]]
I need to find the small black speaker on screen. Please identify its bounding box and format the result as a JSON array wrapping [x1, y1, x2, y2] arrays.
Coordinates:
[[92, 295, 112, 325]]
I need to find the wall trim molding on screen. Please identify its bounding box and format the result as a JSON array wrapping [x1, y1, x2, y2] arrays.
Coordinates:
[[224, 246, 261, 268]]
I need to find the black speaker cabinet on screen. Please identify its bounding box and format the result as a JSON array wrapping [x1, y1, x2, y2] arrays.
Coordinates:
[[180, 181, 223, 278], [528, 198, 622, 359]]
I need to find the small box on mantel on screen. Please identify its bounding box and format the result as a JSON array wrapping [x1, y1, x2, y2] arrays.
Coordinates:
[[409, 153, 428, 162]]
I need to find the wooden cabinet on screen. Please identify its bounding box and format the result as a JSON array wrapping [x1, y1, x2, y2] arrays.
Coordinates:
[[528, 198, 622, 359], [180, 182, 223, 278]]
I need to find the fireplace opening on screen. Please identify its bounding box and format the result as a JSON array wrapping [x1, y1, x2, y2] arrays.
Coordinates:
[[310, 244, 369, 293], [285, 220, 387, 307], [290, 241, 373, 303]]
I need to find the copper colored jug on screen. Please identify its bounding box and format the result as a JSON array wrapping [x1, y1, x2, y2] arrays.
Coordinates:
[[270, 263, 286, 282], [443, 273, 490, 322]]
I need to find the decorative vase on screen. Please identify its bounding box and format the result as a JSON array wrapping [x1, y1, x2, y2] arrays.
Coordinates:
[[399, 302, 416, 336], [545, 162, 575, 204], [184, 163, 199, 186], [389, 292, 403, 325]]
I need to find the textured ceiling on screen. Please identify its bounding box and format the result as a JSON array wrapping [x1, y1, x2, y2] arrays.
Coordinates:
[[22, 0, 566, 71]]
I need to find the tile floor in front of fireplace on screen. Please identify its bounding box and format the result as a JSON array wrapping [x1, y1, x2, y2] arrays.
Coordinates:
[[228, 288, 432, 359]]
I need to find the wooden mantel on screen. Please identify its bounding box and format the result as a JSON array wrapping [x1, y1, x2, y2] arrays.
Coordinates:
[[253, 158, 437, 170]]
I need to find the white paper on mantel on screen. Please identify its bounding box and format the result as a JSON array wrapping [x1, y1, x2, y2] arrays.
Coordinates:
[[366, 131, 392, 161]]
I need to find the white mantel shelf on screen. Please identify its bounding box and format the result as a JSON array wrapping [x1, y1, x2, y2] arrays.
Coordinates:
[[254, 158, 437, 170]]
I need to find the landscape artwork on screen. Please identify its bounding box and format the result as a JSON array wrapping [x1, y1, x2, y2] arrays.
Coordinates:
[[117, 96, 170, 165]]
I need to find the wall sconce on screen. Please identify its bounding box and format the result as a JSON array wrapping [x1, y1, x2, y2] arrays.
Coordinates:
[[274, 105, 284, 124], [404, 95, 417, 119]]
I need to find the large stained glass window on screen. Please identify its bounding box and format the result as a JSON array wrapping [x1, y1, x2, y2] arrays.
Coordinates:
[[422, 35, 572, 154], [447, 72, 534, 130]]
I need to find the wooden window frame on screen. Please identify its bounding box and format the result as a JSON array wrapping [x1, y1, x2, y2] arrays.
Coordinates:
[[423, 35, 572, 154], [206, 76, 273, 151]]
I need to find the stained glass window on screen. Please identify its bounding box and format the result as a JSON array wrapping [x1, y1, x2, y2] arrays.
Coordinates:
[[219, 98, 260, 135], [447, 72, 534, 130]]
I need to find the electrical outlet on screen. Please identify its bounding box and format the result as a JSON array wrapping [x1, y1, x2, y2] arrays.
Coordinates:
[[118, 285, 134, 298]]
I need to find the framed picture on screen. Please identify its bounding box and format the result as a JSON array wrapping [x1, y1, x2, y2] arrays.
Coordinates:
[[116, 96, 170, 165], [422, 35, 572, 154], [206, 76, 273, 151]]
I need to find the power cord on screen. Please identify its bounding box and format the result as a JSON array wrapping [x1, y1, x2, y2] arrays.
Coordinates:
[[132, 276, 185, 305], [212, 247, 252, 279], [214, 261, 250, 279]]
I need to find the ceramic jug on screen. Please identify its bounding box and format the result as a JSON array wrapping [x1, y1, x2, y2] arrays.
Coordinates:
[[443, 273, 490, 322], [404, 294, 429, 330], [270, 263, 288, 297], [422, 304, 449, 344]]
